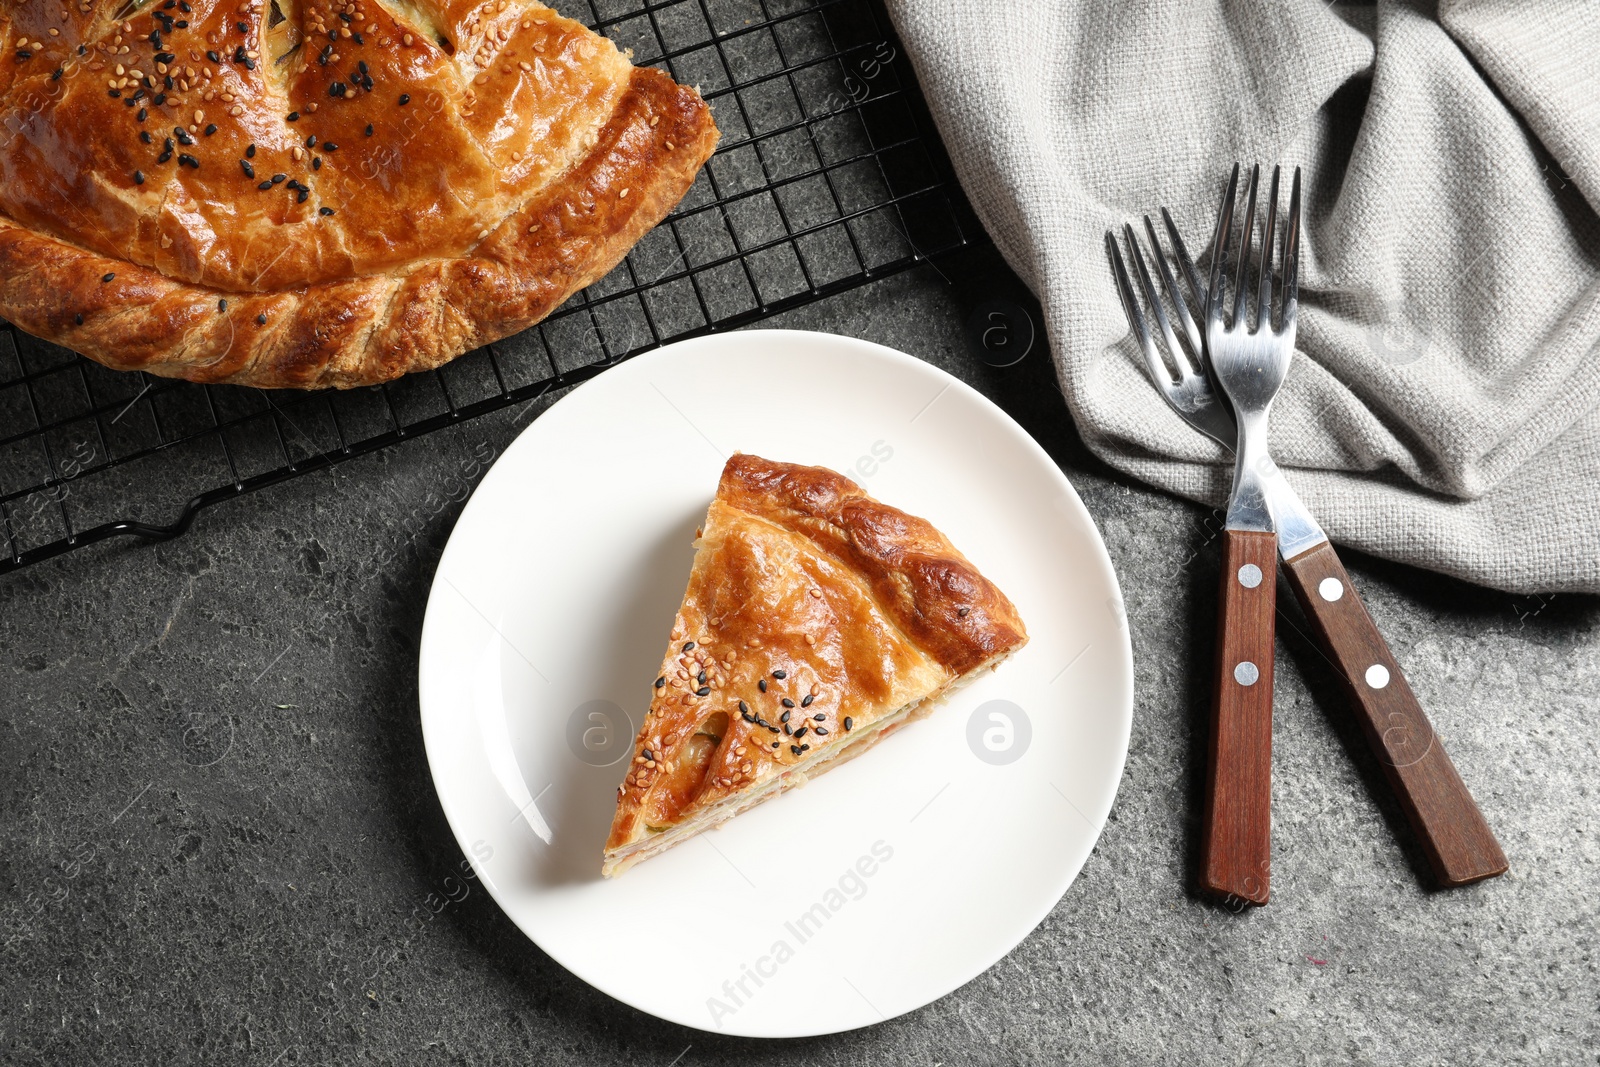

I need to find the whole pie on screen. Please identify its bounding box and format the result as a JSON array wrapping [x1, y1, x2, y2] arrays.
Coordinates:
[[0, 0, 717, 388], [603, 454, 1029, 876]]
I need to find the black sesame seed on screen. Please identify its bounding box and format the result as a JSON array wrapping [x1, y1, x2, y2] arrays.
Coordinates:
[[790, 745, 802, 756], [257, 180, 272, 190], [154, 52, 175, 64], [696, 670, 706, 684], [843, 717, 853, 731], [813, 712, 824, 721], [758, 679, 767, 692], [243, 55, 255, 70], [772, 741, 781, 748], [783, 723, 792, 735], [246, 143, 256, 158], [793, 726, 808, 739], [179, 2, 190, 12], [312, 158, 321, 170], [781, 698, 796, 709], [338, 11, 352, 21], [156, 89, 167, 101], [217, 298, 227, 311], [738, 700, 749, 714], [108, 89, 122, 98], [296, 189, 308, 203], [140, 131, 153, 144], [178, 153, 198, 168], [695, 686, 710, 698], [306, 134, 316, 148], [204, 123, 216, 135], [767, 725, 779, 733], [801, 695, 814, 707], [641, 748, 652, 760], [206, 49, 221, 62], [236, 21, 248, 32], [358, 60, 369, 74], [398, 93, 410, 105], [157, 150, 172, 163], [256, 314, 267, 325], [800, 743, 810, 752], [174, 128, 192, 145], [682, 641, 695, 652], [286, 111, 299, 121], [137, 107, 148, 121], [101, 272, 115, 283], [773, 669, 786, 679], [241, 160, 254, 178], [51, 66, 63, 80], [328, 81, 346, 98], [351, 31, 363, 44], [780, 710, 790, 723], [322, 142, 337, 151], [957, 607, 971, 617], [74, 313, 84, 325], [133, 171, 144, 185], [655, 677, 666, 689], [270, 173, 285, 183], [234, 45, 246, 63], [364, 123, 373, 136], [814, 726, 829, 735]]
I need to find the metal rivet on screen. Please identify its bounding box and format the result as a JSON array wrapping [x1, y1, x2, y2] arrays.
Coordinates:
[[1237, 563, 1263, 589], [1319, 577, 1344, 602], [1234, 661, 1260, 686], [1365, 664, 1390, 689]]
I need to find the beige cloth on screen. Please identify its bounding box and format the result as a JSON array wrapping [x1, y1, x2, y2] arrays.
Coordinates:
[[885, 0, 1600, 593]]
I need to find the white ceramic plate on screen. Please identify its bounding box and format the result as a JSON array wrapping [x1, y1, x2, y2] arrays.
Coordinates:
[[418, 330, 1132, 1037]]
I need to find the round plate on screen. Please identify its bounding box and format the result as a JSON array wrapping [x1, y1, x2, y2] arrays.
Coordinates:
[[418, 330, 1133, 1037]]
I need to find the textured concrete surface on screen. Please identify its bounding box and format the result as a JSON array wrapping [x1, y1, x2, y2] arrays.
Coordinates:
[[2, 269, 1597, 1065]]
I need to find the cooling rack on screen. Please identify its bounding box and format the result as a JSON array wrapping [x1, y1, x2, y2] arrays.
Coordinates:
[[0, 0, 985, 574]]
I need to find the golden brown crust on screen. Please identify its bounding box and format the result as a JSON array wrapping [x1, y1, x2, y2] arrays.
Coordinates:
[[603, 454, 1028, 869], [0, 0, 717, 388], [716, 453, 1029, 675]]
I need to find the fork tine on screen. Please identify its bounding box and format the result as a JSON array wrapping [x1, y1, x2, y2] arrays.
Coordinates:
[[1142, 214, 1203, 369], [1123, 223, 1189, 384], [1282, 166, 1302, 326], [1230, 164, 1260, 329], [1106, 230, 1174, 387], [1161, 206, 1207, 319], [1257, 165, 1280, 330], [1206, 164, 1240, 323]]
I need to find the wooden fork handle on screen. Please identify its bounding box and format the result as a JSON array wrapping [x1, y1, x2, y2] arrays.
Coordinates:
[[1200, 529, 1277, 907], [1280, 541, 1508, 887]]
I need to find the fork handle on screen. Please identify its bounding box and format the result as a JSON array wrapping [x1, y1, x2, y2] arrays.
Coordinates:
[[1280, 541, 1508, 887], [1200, 529, 1277, 907]]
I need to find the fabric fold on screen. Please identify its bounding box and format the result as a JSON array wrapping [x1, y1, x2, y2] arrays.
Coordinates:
[[886, 0, 1600, 593]]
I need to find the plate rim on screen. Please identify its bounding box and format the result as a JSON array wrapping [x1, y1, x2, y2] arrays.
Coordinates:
[[418, 328, 1134, 1037]]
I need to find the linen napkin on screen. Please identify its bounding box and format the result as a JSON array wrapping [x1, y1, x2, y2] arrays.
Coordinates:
[[884, 0, 1600, 594]]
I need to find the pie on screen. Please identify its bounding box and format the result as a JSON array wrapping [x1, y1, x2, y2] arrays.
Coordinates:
[[0, 0, 717, 388], [603, 453, 1029, 877]]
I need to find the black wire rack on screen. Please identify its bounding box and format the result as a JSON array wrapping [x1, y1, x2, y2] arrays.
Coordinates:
[[0, 0, 983, 576]]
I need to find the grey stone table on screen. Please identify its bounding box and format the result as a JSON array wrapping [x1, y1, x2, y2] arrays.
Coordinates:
[[2, 269, 1596, 1066]]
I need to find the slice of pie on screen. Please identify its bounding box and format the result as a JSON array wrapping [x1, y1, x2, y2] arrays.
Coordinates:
[[602, 453, 1028, 877]]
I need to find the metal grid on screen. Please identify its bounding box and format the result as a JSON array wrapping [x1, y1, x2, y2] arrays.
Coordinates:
[[0, 0, 977, 575]]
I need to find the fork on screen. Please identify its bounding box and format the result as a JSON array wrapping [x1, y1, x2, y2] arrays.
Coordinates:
[[1108, 165, 1508, 895]]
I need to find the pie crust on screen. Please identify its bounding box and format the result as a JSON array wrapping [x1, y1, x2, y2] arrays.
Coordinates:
[[0, 0, 717, 387]]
